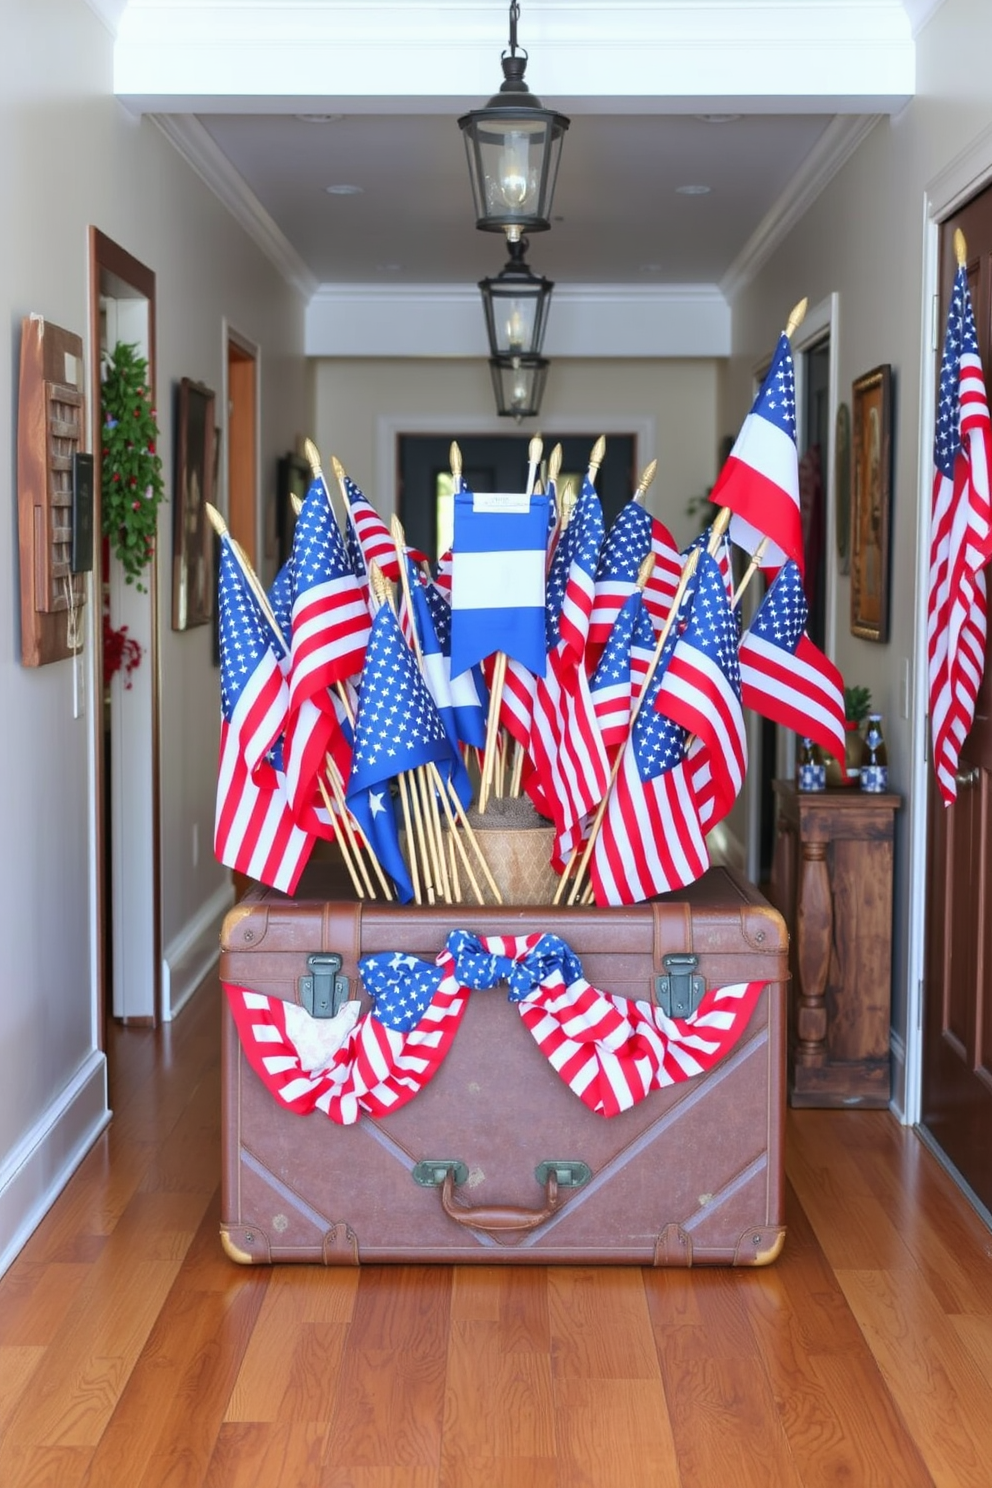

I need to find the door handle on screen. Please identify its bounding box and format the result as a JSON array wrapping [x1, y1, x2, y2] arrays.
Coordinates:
[[955, 765, 980, 788]]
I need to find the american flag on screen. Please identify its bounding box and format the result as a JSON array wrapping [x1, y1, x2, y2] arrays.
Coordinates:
[[526, 477, 610, 859], [590, 648, 710, 906], [288, 473, 369, 702], [587, 500, 681, 665], [928, 262, 992, 805], [266, 558, 294, 657], [589, 590, 656, 752], [223, 929, 768, 1126], [343, 471, 400, 583], [410, 580, 486, 809], [346, 600, 458, 900], [282, 474, 368, 831], [739, 560, 847, 760], [213, 537, 314, 893], [709, 331, 805, 574], [655, 549, 747, 828]]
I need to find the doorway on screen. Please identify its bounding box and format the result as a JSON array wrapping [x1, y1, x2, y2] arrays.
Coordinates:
[[225, 333, 258, 570], [921, 182, 992, 1217], [89, 230, 161, 1034], [397, 432, 637, 562]]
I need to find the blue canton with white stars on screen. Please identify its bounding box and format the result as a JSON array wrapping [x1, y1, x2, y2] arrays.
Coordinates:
[[631, 637, 687, 784], [752, 334, 797, 441], [590, 591, 653, 694], [935, 265, 977, 477], [347, 603, 452, 793], [267, 559, 294, 644], [595, 500, 652, 585], [292, 476, 352, 596], [748, 560, 807, 654], [218, 538, 286, 721], [677, 550, 743, 697]]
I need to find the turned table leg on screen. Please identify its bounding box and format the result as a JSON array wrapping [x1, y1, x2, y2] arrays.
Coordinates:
[[794, 837, 831, 1067]]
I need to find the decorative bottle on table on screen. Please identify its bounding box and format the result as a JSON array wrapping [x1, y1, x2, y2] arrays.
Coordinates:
[[797, 737, 826, 792], [860, 714, 888, 792]]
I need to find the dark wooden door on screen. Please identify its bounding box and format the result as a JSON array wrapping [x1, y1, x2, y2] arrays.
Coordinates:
[[921, 183, 992, 1212]]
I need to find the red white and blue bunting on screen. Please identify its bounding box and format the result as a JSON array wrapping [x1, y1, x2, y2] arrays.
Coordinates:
[[224, 930, 767, 1124]]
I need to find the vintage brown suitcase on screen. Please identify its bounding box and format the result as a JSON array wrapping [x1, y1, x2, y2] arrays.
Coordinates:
[[219, 864, 788, 1266]]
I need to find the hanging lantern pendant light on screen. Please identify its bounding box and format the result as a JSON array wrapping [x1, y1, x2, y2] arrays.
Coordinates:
[[479, 236, 554, 359], [489, 353, 549, 421], [459, 1, 570, 242]]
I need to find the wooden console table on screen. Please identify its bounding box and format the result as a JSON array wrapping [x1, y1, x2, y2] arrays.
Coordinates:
[[770, 780, 900, 1108]]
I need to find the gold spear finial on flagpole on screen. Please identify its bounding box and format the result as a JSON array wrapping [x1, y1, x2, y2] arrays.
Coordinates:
[[206, 501, 226, 539], [548, 443, 563, 483], [635, 459, 658, 500], [587, 435, 607, 480], [955, 229, 968, 268], [526, 435, 544, 496], [290, 493, 303, 518], [636, 553, 655, 588], [304, 437, 322, 475], [450, 441, 462, 480], [785, 297, 808, 341], [330, 455, 346, 483]]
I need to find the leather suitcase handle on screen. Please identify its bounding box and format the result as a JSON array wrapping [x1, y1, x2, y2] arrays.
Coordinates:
[[439, 1169, 560, 1232]]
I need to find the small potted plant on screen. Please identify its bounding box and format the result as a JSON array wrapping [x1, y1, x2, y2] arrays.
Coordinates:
[[823, 685, 872, 787]]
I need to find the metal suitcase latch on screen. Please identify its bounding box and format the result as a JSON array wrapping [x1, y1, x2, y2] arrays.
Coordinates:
[[299, 953, 349, 1018], [655, 953, 705, 1018]]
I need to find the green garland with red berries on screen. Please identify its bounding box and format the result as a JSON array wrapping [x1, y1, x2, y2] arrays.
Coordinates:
[[101, 341, 165, 591]]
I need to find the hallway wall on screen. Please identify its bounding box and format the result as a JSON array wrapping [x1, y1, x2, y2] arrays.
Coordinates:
[[724, 0, 992, 1114], [0, 0, 309, 1272]]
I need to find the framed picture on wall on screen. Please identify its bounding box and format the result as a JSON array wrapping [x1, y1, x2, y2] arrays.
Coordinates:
[[850, 365, 892, 643], [172, 377, 217, 631]]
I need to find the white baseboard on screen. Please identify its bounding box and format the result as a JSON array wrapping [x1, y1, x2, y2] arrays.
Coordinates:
[[161, 881, 235, 1021], [889, 1028, 907, 1122], [0, 1050, 110, 1278]]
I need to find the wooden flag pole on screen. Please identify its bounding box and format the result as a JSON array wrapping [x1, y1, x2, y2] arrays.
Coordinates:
[[563, 295, 809, 905], [396, 771, 422, 905], [323, 754, 380, 898], [368, 557, 438, 902], [430, 763, 504, 904], [429, 764, 487, 905], [316, 776, 366, 898]]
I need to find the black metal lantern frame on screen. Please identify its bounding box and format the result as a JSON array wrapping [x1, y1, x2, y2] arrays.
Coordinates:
[[479, 237, 554, 359], [489, 353, 549, 420], [459, 1, 569, 241]]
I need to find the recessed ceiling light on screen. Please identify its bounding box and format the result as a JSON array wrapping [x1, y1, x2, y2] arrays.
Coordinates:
[[694, 113, 741, 124], [639, 263, 663, 274], [553, 215, 565, 223], [676, 184, 711, 196], [325, 183, 363, 196], [297, 113, 344, 124], [376, 263, 402, 273]]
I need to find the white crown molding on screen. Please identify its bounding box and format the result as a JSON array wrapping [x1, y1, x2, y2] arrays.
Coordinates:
[[114, 3, 914, 113], [720, 113, 881, 302], [150, 113, 318, 300], [306, 283, 730, 359], [79, 0, 128, 35], [899, 0, 947, 35]]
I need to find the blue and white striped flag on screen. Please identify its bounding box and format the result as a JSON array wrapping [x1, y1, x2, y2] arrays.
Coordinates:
[[449, 487, 549, 679]]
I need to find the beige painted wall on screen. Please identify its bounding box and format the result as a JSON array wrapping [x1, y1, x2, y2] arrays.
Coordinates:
[[312, 356, 722, 550], [725, 0, 992, 1112], [0, 0, 308, 1263]]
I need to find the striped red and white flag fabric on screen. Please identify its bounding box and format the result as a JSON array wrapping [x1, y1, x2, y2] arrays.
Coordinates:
[[738, 560, 847, 761], [213, 538, 313, 893], [526, 477, 610, 860], [590, 658, 710, 906], [223, 929, 768, 1125], [342, 471, 401, 583], [709, 331, 804, 575], [928, 262, 992, 805], [655, 549, 747, 829], [589, 590, 656, 754]]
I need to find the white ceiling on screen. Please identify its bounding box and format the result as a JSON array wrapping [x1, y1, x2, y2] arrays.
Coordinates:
[[87, 1, 944, 302]]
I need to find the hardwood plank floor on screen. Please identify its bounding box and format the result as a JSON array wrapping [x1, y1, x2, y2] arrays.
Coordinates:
[[1, 971, 991, 1488]]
